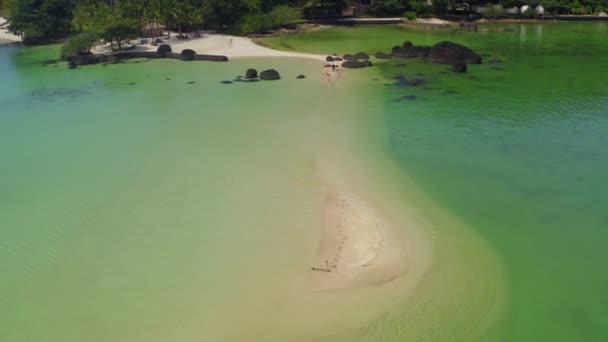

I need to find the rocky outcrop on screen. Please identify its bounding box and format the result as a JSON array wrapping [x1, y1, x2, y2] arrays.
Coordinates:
[[342, 60, 372, 68], [392, 42, 430, 58], [157, 44, 172, 56], [375, 52, 392, 59], [180, 49, 196, 61], [354, 52, 369, 60], [429, 41, 482, 65], [393, 75, 427, 87], [192, 54, 228, 62], [246, 68, 258, 79], [452, 63, 467, 73], [260, 69, 281, 80]]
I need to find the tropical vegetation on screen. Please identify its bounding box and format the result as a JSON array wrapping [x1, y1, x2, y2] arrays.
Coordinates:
[[2, 0, 607, 44]]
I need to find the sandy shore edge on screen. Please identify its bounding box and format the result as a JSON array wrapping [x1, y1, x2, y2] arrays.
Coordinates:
[[94, 34, 326, 61]]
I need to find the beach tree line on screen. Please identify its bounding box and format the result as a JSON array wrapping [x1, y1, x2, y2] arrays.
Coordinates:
[[3, 0, 317, 43], [3, 0, 607, 43]]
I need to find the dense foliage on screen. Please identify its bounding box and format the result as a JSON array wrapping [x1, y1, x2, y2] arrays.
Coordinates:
[[4, 0, 308, 42], [4, 0, 608, 43]]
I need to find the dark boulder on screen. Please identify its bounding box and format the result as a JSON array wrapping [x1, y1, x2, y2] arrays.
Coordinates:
[[157, 44, 172, 56], [260, 69, 281, 80], [429, 41, 482, 65], [452, 63, 468, 73], [192, 54, 229, 62], [343, 54, 357, 61], [246, 68, 258, 79], [180, 49, 196, 61], [326, 56, 335, 62], [354, 52, 369, 60], [375, 52, 392, 59], [334, 57, 343, 61], [392, 44, 430, 58], [341, 60, 372, 68], [403, 41, 413, 48], [296, 74, 306, 79]]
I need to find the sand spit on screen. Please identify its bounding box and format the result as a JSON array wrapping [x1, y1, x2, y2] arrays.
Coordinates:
[[94, 34, 325, 61], [310, 188, 410, 290]]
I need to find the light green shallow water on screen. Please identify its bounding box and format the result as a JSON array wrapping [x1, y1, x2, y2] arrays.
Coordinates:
[[1, 21, 607, 342], [1, 44, 507, 341]]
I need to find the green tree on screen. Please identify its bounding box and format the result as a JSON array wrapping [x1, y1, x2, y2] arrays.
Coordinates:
[[60, 31, 97, 57], [5, 0, 73, 42]]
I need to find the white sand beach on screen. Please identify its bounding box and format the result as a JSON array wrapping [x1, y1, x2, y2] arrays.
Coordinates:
[[94, 33, 326, 61], [0, 17, 21, 43]]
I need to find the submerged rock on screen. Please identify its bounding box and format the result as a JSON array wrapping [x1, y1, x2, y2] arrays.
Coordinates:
[[452, 63, 468, 73], [393, 75, 427, 87], [397, 95, 417, 101], [221, 80, 234, 84], [260, 69, 281, 80], [354, 52, 370, 60], [296, 74, 306, 79], [429, 41, 482, 65]]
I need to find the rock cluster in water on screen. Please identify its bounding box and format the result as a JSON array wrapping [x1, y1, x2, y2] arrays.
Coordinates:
[[338, 41, 481, 72], [64, 44, 229, 69], [382, 40, 482, 73], [338, 52, 373, 68]]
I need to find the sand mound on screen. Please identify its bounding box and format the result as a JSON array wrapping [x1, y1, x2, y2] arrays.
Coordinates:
[[310, 189, 410, 290]]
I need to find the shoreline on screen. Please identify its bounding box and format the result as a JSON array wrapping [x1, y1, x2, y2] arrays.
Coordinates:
[[93, 34, 326, 61]]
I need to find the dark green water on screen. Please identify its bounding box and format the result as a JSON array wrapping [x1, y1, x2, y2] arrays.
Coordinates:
[[266, 22, 608, 341]]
